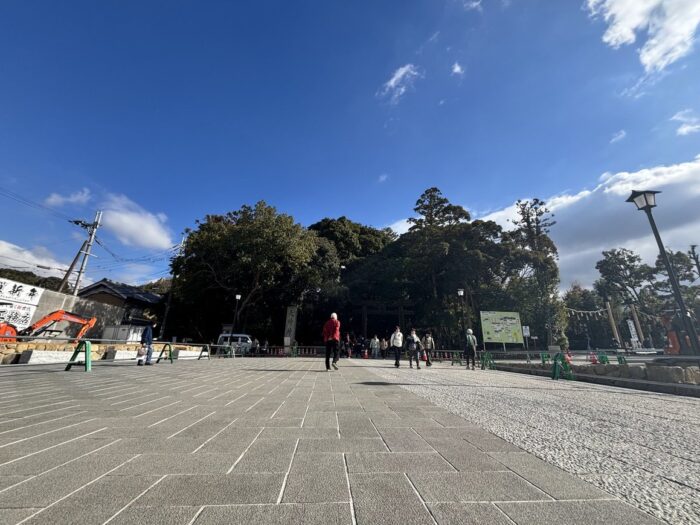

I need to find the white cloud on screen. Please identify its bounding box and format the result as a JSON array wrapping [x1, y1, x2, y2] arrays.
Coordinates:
[[388, 218, 411, 235], [378, 174, 389, 183], [671, 109, 700, 135], [0, 240, 68, 278], [451, 62, 465, 77], [377, 64, 423, 105], [44, 188, 91, 207], [101, 194, 173, 250], [610, 129, 627, 143], [463, 0, 483, 11], [482, 155, 700, 289], [586, 0, 700, 73]]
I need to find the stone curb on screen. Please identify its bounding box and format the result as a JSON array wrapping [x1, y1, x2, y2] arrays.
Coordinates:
[[494, 364, 700, 398]]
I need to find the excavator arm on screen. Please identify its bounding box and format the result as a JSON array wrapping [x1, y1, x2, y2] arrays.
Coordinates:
[[17, 310, 97, 342]]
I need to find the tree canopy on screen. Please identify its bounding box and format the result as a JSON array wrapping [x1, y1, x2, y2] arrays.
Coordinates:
[[163, 189, 565, 348]]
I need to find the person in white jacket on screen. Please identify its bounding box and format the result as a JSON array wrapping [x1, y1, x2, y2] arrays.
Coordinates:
[[390, 326, 403, 368]]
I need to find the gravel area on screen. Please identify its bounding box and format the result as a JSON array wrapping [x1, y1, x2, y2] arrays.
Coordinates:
[[353, 359, 700, 525]]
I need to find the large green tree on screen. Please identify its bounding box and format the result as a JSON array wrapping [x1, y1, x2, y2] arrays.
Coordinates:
[[170, 201, 338, 340]]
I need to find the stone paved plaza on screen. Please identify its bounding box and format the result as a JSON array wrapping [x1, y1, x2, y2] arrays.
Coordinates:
[[0, 358, 669, 524]]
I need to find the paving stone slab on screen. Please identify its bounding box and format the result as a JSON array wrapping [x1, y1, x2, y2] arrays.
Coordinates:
[[297, 438, 386, 454], [490, 453, 610, 500], [282, 453, 349, 503], [0, 508, 42, 524], [135, 474, 284, 505], [349, 472, 433, 525], [428, 502, 515, 525], [115, 454, 242, 475], [378, 428, 433, 452], [302, 412, 338, 428], [496, 500, 663, 525], [346, 452, 456, 473], [0, 475, 33, 491], [108, 505, 201, 524], [259, 427, 338, 440], [0, 453, 137, 508], [372, 417, 442, 429], [409, 472, 552, 503], [22, 502, 125, 524], [196, 503, 353, 524], [422, 440, 507, 472], [231, 438, 296, 473]]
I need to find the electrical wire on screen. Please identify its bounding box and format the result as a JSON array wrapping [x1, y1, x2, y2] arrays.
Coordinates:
[[0, 188, 75, 222], [0, 254, 69, 272]]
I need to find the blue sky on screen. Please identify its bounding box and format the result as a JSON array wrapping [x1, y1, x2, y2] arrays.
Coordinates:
[[1, 0, 699, 286]]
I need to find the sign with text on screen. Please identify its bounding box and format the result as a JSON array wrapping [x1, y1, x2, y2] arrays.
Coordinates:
[[0, 278, 45, 330], [480, 311, 524, 344], [522, 325, 530, 338]]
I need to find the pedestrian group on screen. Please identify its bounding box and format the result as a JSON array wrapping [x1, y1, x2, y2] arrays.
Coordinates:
[[322, 313, 480, 371]]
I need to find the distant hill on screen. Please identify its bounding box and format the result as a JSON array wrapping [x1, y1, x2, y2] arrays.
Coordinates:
[[139, 277, 172, 295], [0, 268, 69, 292]]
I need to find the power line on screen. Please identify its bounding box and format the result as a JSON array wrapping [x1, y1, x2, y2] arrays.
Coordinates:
[[0, 254, 69, 272], [0, 188, 75, 222]]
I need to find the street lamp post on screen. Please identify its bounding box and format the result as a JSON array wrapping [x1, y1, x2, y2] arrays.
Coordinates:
[[457, 289, 465, 345], [626, 190, 700, 355], [233, 294, 242, 332]]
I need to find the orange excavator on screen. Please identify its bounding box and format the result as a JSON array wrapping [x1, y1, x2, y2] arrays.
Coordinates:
[[0, 309, 97, 343]]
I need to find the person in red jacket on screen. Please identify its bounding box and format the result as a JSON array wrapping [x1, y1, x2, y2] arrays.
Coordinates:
[[322, 312, 341, 371]]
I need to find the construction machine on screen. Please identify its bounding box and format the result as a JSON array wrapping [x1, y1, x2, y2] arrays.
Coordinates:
[[0, 309, 97, 343]]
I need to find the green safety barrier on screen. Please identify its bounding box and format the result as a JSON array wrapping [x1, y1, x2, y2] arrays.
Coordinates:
[[65, 340, 92, 372], [156, 343, 174, 364], [551, 352, 574, 380], [198, 345, 211, 360], [597, 352, 610, 365], [480, 352, 495, 370], [540, 353, 551, 365], [616, 355, 627, 365]]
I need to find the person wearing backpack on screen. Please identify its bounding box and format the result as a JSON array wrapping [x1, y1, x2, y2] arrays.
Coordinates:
[[465, 328, 478, 370], [406, 329, 423, 369], [390, 326, 403, 368]]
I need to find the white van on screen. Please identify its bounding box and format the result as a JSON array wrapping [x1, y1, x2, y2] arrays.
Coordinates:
[[216, 333, 254, 355]]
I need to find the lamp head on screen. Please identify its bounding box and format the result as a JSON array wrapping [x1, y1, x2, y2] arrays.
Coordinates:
[[626, 190, 660, 211]]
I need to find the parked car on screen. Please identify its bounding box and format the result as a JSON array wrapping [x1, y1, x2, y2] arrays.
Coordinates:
[[216, 333, 254, 355]]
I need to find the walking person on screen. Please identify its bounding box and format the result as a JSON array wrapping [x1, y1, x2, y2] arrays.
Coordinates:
[[370, 335, 380, 359], [380, 337, 388, 359], [322, 313, 341, 371], [390, 326, 404, 368], [421, 331, 436, 367], [406, 329, 422, 369], [138, 317, 157, 366], [465, 328, 478, 370]]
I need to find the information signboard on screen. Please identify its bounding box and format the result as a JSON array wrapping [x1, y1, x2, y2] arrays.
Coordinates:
[[480, 311, 524, 344], [0, 278, 45, 330]]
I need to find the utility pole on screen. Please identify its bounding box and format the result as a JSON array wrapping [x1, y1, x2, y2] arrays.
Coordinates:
[[159, 236, 185, 340], [57, 240, 87, 294], [72, 211, 102, 296]]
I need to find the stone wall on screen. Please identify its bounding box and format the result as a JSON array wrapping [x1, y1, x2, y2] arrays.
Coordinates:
[[502, 362, 700, 385], [30, 288, 125, 338], [0, 342, 205, 364]]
